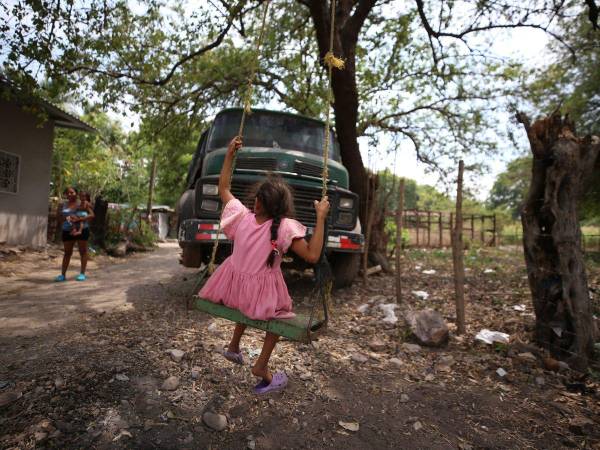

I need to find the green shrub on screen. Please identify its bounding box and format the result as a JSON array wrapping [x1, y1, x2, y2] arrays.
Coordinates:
[[104, 208, 157, 249]]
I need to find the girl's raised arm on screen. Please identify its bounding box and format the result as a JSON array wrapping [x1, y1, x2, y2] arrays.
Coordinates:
[[290, 196, 330, 264], [219, 136, 243, 204]]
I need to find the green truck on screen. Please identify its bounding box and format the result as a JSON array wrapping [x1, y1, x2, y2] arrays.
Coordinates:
[[177, 108, 364, 287]]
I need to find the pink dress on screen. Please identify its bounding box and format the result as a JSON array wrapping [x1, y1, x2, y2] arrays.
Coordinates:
[[199, 198, 307, 320]]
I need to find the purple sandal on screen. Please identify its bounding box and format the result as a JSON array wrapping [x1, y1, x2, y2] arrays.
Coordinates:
[[253, 371, 288, 395], [222, 350, 244, 365]]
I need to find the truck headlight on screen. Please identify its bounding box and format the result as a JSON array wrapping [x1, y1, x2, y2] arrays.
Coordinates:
[[339, 197, 354, 209], [202, 184, 219, 196], [201, 199, 219, 211], [337, 212, 354, 226]]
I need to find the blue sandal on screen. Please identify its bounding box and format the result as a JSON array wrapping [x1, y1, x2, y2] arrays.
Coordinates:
[[75, 273, 87, 281], [54, 274, 66, 282]]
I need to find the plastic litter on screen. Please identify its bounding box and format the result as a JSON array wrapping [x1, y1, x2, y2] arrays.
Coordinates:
[[496, 367, 507, 377], [484, 268, 495, 274], [475, 329, 510, 345], [377, 303, 398, 324], [422, 269, 436, 275], [356, 304, 370, 314], [513, 304, 526, 312], [412, 291, 429, 300]]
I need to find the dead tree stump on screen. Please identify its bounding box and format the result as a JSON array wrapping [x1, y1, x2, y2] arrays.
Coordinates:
[[517, 112, 600, 370]]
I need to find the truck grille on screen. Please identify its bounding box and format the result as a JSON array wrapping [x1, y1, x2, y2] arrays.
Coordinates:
[[230, 180, 329, 226], [236, 157, 277, 171], [294, 160, 323, 178]]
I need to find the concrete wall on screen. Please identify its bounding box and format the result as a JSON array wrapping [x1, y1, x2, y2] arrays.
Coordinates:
[[0, 101, 54, 248]]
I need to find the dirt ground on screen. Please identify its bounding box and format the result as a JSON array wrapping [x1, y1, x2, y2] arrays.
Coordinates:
[[1, 243, 599, 449]]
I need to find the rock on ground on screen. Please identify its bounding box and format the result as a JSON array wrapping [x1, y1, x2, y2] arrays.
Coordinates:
[[203, 412, 228, 431], [161, 376, 180, 391], [166, 349, 185, 363], [404, 309, 449, 347]]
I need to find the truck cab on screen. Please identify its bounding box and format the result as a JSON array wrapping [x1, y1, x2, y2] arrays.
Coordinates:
[[177, 108, 363, 287]]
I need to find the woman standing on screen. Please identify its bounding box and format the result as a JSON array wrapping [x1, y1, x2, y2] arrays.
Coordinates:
[[54, 187, 95, 282]]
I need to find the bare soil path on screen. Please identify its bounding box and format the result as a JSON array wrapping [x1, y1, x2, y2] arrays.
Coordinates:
[[0, 243, 187, 337], [1, 244, 599, 449]]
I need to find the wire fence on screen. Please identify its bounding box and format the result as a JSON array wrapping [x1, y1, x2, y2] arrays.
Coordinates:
[[498, 233, 600, 254]]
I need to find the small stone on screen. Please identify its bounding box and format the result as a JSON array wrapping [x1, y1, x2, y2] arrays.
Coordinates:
[[389, 358, 404, 368], [54, 377, 65, 389], [436, 364, 451, 373], [496, 368, 508, 378], [161, 376, 180, 391], [166, 349, 185, 363], [268, 398, 275, 406], [338, 421, 360, 432], [191, 367, 201, 380], [368, 338, 386, 352], [351, 353, 368, 363], [34, 431, 48, 442], [558, 361, 570, 372], [37, 419, 54, 432], [203, 412, 228, 431], [400, 394, 410, 403], [401, 343, 421, 354], [424, 374, 435, 382], [299, 372, 312, 381], [535, 376, 545, 387], [517, 352, 537, 362], [247, 441, 256, 450], [569, 416, 595, 435], [356, 304, 370, 314], [438, 355, 454, 366], [115, 374, 129, 382], [207, 322, 219, 333], [413, 421, 423, 431], [0, 390, 22, 407]]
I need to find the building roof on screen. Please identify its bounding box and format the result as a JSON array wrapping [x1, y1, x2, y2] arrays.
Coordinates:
[[0, 79, 95, 133], [40, 99, 96, 133]]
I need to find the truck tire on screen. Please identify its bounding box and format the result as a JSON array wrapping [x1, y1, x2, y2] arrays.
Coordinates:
[[329, 252, 361, 289], [181, 245, 203, 268], [176, 189, 195, 245]]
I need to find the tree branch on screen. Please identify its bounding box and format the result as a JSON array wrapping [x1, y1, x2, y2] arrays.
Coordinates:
[[63, 1, 246, 86], [343, 0, 378, 43]]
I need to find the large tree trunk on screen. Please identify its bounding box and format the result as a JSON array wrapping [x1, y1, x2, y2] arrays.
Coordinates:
[[517, 112, 600, 370], [306, 0, 374, 225]]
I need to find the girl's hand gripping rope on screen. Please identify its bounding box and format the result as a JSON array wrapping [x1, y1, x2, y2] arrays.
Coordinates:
[[314, 196, 330, 222], [227, 136, 243, 156]]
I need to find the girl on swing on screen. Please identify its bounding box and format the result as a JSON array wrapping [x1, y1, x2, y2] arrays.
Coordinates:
[[200, 136, 329, 394]]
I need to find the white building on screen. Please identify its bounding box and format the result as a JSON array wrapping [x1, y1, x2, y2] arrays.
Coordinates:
[[0, 85, 94, 247]]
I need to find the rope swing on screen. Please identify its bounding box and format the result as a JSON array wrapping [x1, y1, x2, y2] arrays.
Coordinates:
[[192, 0, 345, 343]]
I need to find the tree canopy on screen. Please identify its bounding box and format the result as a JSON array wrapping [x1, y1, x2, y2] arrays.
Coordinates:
[[2, 0, 598, 207]]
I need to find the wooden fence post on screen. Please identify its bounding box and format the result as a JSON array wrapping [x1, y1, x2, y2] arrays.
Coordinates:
[[452, 160, 466, 335], [395, 179, 405, 304], [480, 215, 485, 244], [438, 212, 443, 248], [470, 215, 475, 241], [427, 211, 431, 247], [415, 209, 420, 246], [363, 174, 377, 282]]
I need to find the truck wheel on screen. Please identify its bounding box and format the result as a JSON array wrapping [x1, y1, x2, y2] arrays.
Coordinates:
[[176, 189, 195, 246], [329, 252, 361, 289], [181, 245, 202, 268]]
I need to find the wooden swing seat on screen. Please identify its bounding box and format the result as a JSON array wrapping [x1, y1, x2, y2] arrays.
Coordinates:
[[194, 297, 326, 343]]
